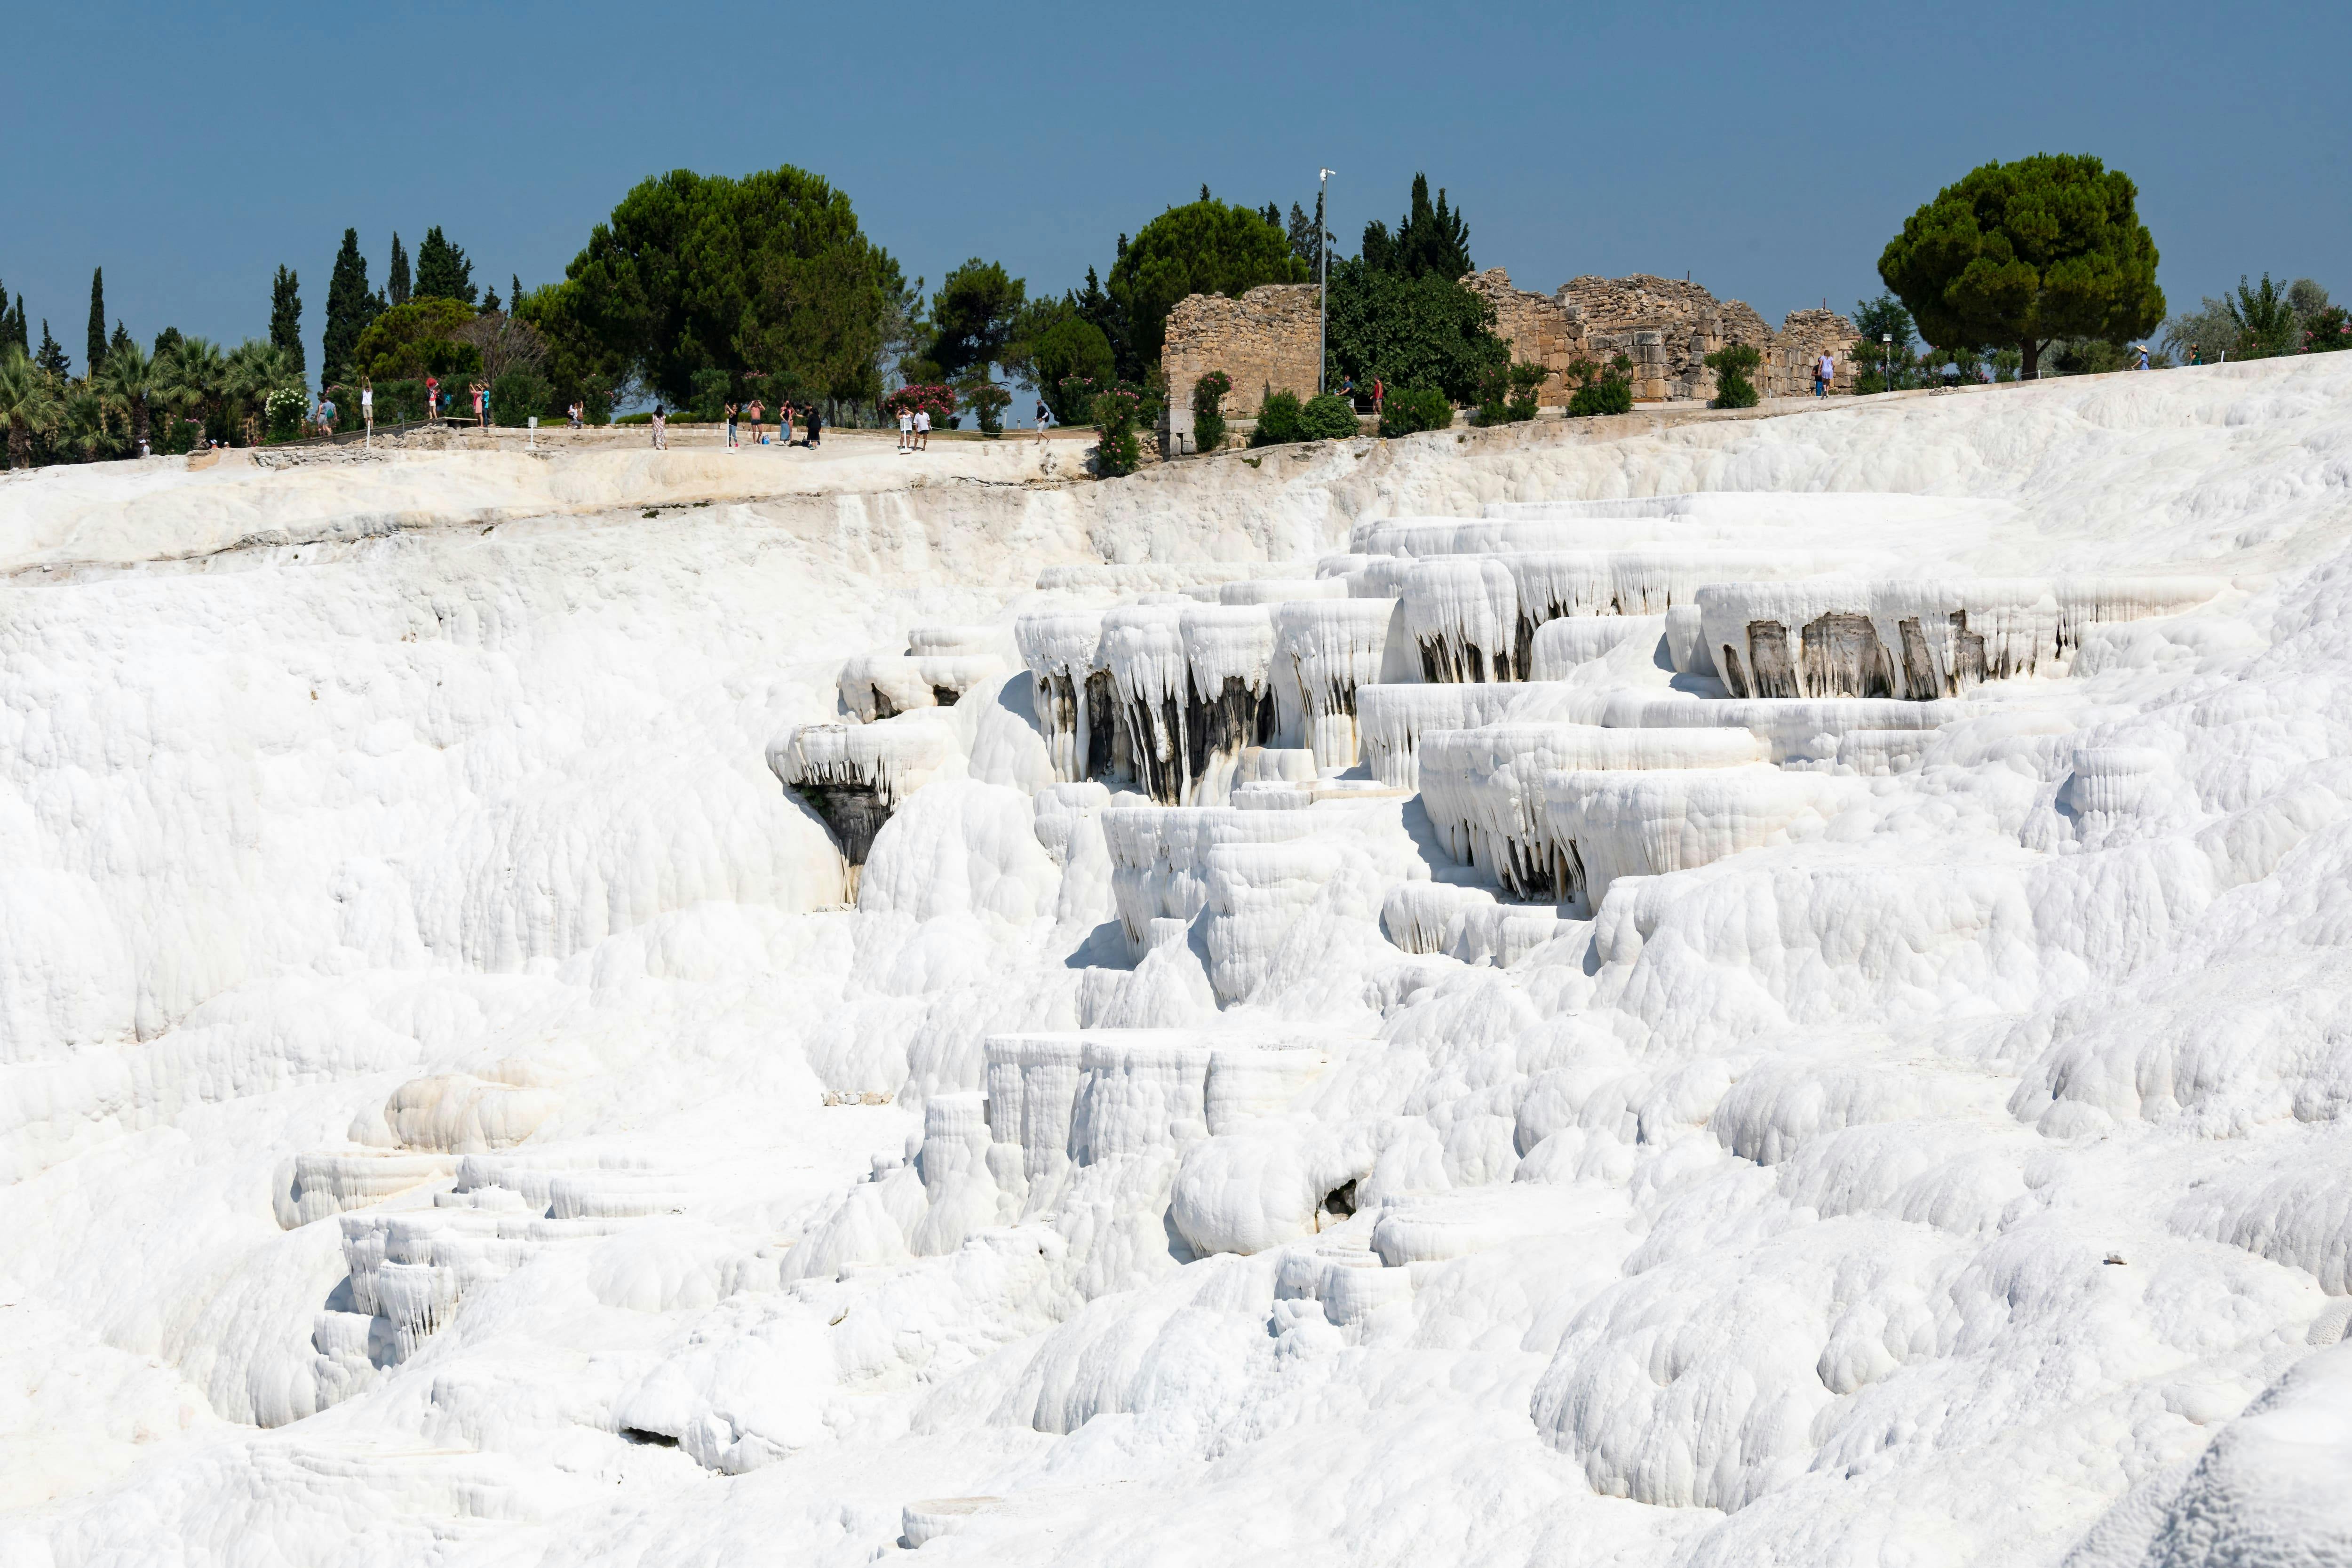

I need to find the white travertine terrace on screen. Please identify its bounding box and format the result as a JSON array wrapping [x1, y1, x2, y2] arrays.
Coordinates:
[[10, 358, 2352, 1568]]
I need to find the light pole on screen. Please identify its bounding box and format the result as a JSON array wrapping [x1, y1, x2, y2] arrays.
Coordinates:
[[1318, 167, 1335, 396]]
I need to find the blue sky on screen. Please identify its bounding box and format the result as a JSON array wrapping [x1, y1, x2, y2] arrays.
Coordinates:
[[2, 0, 2342, 378]]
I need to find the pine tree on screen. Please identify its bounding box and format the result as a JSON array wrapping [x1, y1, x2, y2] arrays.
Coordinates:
[[37, 320, 69, 377], [511, 274, 523, 312], [109, 320, 133, 361], [270, 265, 305, 378], [387, 233, 411, 305], [4, 292, 25, 356], [87, 268, 106, 379], [322, 228, 378, 389], [413, 226, 476, 305]]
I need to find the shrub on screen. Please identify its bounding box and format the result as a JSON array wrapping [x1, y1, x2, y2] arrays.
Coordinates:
[[1190, 369, 1231, 453], [372, 379, 428, 423], [1091, 387, 1142, 476], [1249, 390, 1303, 446], [1298, 393, 1359, 440], [1378, 384, 1453, 438], [962, 380, 1011, 436], [1567, 377, 1633, 417], [1705, 344, 1760, 409], [883, 384, 958, 426], [492, 371, 554, 426], [263, 387, 308, 442], [690, 368, 730, 422], [1507, 362, 1547, 421], [1056, 376, 1102, 428]]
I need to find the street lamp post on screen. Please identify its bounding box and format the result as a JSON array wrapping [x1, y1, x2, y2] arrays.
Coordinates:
[[1318, 167, 1334, 396]]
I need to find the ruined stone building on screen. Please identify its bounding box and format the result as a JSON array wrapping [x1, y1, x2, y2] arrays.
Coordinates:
[[1160, 270, 1859, 446]]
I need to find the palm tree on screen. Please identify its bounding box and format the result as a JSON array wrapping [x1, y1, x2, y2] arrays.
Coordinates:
[[55, 386, 124, 463], [156, 335, 226, 445], [0, 345, 60, 469], [223, 339, 301, 446], [97, 339, 160, 454]]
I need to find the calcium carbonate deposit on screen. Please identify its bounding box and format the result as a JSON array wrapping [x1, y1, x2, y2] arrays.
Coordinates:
[[5, 361, 2352, 1566]]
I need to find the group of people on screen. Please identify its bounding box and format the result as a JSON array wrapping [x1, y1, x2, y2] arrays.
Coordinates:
[[895, 404, 931, 451], [645, 398, 823, 452]]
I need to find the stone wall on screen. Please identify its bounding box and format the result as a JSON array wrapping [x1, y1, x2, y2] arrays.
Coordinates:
[[1162, 284, 1324, 451], [1160, 271, 1857, 432]]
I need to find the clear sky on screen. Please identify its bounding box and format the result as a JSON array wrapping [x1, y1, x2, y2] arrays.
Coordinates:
[[3, 0, 2342, 379]]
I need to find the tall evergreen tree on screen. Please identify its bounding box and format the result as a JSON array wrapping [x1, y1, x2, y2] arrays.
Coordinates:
[[269, 265, 305, 378], [37, 320, 70, 377], [413, 227, 476, 305], [109, 320, 133, 361], [87, 269, 106, 378], [511, 274, 522, 313], [387, 233, 412, 305], [1361, 174, 1473, 281], [321, 228, 378, 389], [3, 292, 25, 355]]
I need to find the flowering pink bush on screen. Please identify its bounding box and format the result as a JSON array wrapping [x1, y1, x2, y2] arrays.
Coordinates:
[[882, 384, 957, 423]]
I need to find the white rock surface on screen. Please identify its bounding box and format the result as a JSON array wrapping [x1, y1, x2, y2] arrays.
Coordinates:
[[8, 359, 2352, 1567]]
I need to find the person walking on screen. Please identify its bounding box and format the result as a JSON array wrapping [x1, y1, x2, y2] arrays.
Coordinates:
[[897, 403, 914, 452], [360, 379, 374, 441], [913, 405, 929, 452], [567, 399, 582, 431], [650, 405, 667, 449], [1370, 376, 1384, 420], [2134, 343, 2151, 371], [724, 401, 739, 450], [1816, 350, 1835, 396], [1034, 396, 1052, 446], [424, 374, 440, 422]]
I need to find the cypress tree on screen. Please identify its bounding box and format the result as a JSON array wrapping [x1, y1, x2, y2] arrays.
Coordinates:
[[4, 292, 24, 355], [87, 268, 106, 378], [511, 274, 523, 312], [387, 233, 411, 306], [322, 228, 377, 389], [109, 320, 133, 361], [413, 226, 476, 305], [37, 320, 69, 377], [270, 265, 305, 377]]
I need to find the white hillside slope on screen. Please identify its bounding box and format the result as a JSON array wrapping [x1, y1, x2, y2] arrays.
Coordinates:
[[2, 359, 2351, 1566]]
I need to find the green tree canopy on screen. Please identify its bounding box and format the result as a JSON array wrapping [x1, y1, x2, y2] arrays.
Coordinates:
[[546, 164, 907, 408], [926, 259, 1026, 380], [87, 269, 106, 380], [1878, 153, 2164, 377], [1027, 313, 1116, 423], [414, 227, 477, 306], [1360, 173, 1473, 281], [350, 298, 479, 381], [1323, 255, 1505, 404], [1106, 197, 1308, 368], [322, 229, 381, 389], [270, 265, 305, 378], [387, 233, 412, 306]]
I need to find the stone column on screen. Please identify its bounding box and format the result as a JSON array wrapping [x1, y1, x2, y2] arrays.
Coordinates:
[[1633, 332, 1668, 402]]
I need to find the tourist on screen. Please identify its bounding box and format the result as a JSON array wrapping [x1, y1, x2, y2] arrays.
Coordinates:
[[748, 398, 764, 445], [650, 405, 667, 449], [724, 402, 739, 450], [471, 382, 486, 429], [1816, 350, 1835, 396], [360, 380, 373, 439], [317, 392, 336, 437], [779, 401, 794, 447], [913, 405, 929, 451], [806, 403, 822, 447], [567, 399, 582, 430], [2134, 344, 2151, 371], [424, 374, 439, 422], [1371, 376, 1384, 419], [898, 403, 914, 452], [1035, 396, 1053, 446]]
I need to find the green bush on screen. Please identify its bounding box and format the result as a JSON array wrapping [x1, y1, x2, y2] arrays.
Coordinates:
[[1298, 393, 1359, 440], [1092, 387, 1142, 476], [1507, 362, 1546, 421], [264, 387, 307, 442], [1190, 369, 1231, 453], [1378, 385, 1453, 438], [1704, 344, 1760, 409], [492, 371, 554, 426], [963, 380, 1011, 436], [1250, 390, 1303, 446], [370, 379, 428, 423], [1567, 377, 1633, 417]]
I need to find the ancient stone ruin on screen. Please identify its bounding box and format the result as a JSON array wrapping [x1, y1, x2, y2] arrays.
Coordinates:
[[1161, 270, 1859, 445]]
